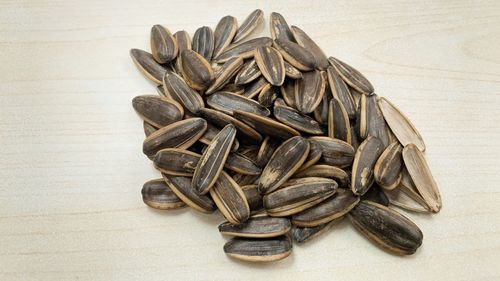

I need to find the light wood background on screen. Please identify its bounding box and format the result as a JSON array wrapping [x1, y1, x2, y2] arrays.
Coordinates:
[[1, 0, 499, 280]]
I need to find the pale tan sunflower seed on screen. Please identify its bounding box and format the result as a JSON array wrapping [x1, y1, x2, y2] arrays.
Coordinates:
[[361, 183, 390, 206], [235, 59, 261, 85], [141, 179, 186, 210], [213, 16, 238, 59], [328, 57, 374, 95], [284, 61, 303, 79], [207, 91, 270, 116], [378, 97, 426, 151], [255, 46, 286, 86], [215, 37, 273, 63], [256, 136, 280, 167], [348, 201, 423, 255], [132, 95, 184, 128], [179, 49, 214, 90], [327, 66, 356, 119], [206, 56, 244, 94], [291, 188, 359, 227], [210, 171, 250, 224], [150, 25, 178, 64], [143, 118, 207, 158], [192, 124, 236, 194], [263, 179, 337, 217], [403, 144, 441, 212], [219, 216, 291, 238], [200, 108, 263, 143], [154, 148, 200, 176], [243, 76, 269, 99], [295, 70, 326, 114], [130, 48, 167, 84], [233, 9, 264, 43], [374, 142, 403, 190], [291, 25, 329, 70], [385, 171, 431, 213], [258, 136, 310, 194], [328, 97, 351, 143], [292, 219, 340, 243], [143, 121, 158, 137], [351, 136, 384, 195], [163, 174, 217, 213], [233, 110, 300, 140], [270, 12, 296, 42], [274, 38, 316, 71], [359, 94, 390, 148], [309, 136, 355, 168], [258, 84, 279, 107], [273, 102, 324, 135], [192, 26, 215, 61], [162, 71, 205, 114], [223, 236, 292, 262], [294, 165, 349, 188], [241, 185, 263, 213]]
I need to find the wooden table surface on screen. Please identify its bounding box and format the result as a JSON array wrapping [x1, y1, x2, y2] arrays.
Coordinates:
[[1, 0, 499, 280]]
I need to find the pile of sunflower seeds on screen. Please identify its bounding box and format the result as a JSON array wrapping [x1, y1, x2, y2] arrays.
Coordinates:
[[132, 10, 442, 262]]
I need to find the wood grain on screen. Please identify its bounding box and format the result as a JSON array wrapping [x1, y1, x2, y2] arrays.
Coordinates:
[[1, 0, 500, 280]]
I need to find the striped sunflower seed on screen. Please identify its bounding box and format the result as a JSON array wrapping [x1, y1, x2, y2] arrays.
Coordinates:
[[359, 94, 390, 148], [291, 25, 329, 70], [132, 95, 184, 128], [173, 30, 192, 73], [162, 70, 205, 114], [234, 59, 261, 85], [199, 123, 239, 152], [141, 179, 186, 210], [284, 61, 303, 79], [243, 76, 269, 99], [281, 177, 334, 188], [258, 84, 279, 107], [142, 118, 207, 158], [206, 56, 244, 94], [313, 90, 331, 124], [328, 97, 351, 143], [207, 91, 270, 116], [130, 48, 167, 84], [351, 136, 384, 195], [233, 173, 260, 186], [295, 70, 326, 114], [233, 110, 300, 140], [179, 49, 214, 91], [374, 142, 403, 190], [274, 38, 316, 71], [385, 171, 431, 213], [210, 171, 250, 224], [199, 108, 263, 143], [291, 188, 359, 227], [294, 164, 349, 188], [241, 184, 264, 213], [270, 12, 296, 42], [233, 9, 264, 43], [192, 124, 237, 194], [328, 57, 374, 95], [256, 136, 280, 167], [403, 144, 441, 212], [327, 66, 357, 119], [215, 37, 273, 63], [192, 26, 215, 61], [255, 46, 286, 86], [361, 183, 390, 206], [225, 153, 262, 175], [291, 219, 340, 243], [263, 179, 337, 217], [223, 236, 292, 262], [273, 101, 325, 135], [348, 200, 423, 255], [213, 16, 238, 59], [153, 148, 200, 176], [221, 83, 245, 95], [219, 216, 291, 238], [143, 121, 158, 137], [150, 25, 178, 64], [280, 79, 297, 108], [309, 136, 355, 168], [163, 174, 217, 213], [298, 140, 323, 171]]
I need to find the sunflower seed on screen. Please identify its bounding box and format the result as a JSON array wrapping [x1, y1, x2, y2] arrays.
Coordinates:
[[264, 179, 337, 217], [351, 136, 384, 195], [179, 50, 214, 90], [309, 136, 355, 168], [162, 71, 204, 114], [281, 177, 334, 188], [223, 236, 292, 262], [298, 140, 323, 171], [237, 145, 260, 159], [210, 171, 250, 224], [258, 136, 310, 194], [233, 9, 264, 43], [374, 142, 403, 190], [243, 76, 269, 99], [294, 165, 349, 188], [284, 61, 303, 79], [141, 179, 186, 210], [291, 219, 340, 243], [359, 94, 390, 148], [270, 12, 296, 42], [350, 124, 361, 151], [215, 37, 273, 63], [192, 26, 215, 61], [200, 108, 262, 143], [378, 97, 426, 151], [226, 153, 262, 175], [327, 66, 356, 119], [348, 201, 423, 255], [143, 118, 207, 158], [150, 25, 178, 64], [235, 59, 261, 85], [274, 102, 324, 135], [192, 124, 236, 194], [221, 83, 245, 95], [234, 174, 260, 186], [328, 57, 374, 95], [132, 95, 184, 128], [274, 38, 316, 71], [199, 123, 239, 152], [291, 188, 359, 227], [206, 56, 244, 94], [130, 48, 167, 84], [219, 216, 291, 238], [256, 136, 280, 167], [173, 30, 192, 73], [241, 185, 263, 213], [255, 46, 286, 86], [213, 16, 238, 59], [295, 70, 326, 114], [258, 84, 279, 107], [154, 148, 200, 176], [207, 91, 270, 116], [163, 174, 217, 213], [385, 173, 431, 213], [313, 90, 331, 124], [403, 144, 441, 212], [361, 184, 390, 206], [328, 97, 351, 143], [291, 25, 329, 70], [280, 79, 297, 108], [233, 110, 300, 140], [143, 121, 158, 137]]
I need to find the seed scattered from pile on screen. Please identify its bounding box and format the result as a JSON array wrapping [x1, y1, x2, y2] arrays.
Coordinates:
[[132, 9, 442, 262]]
